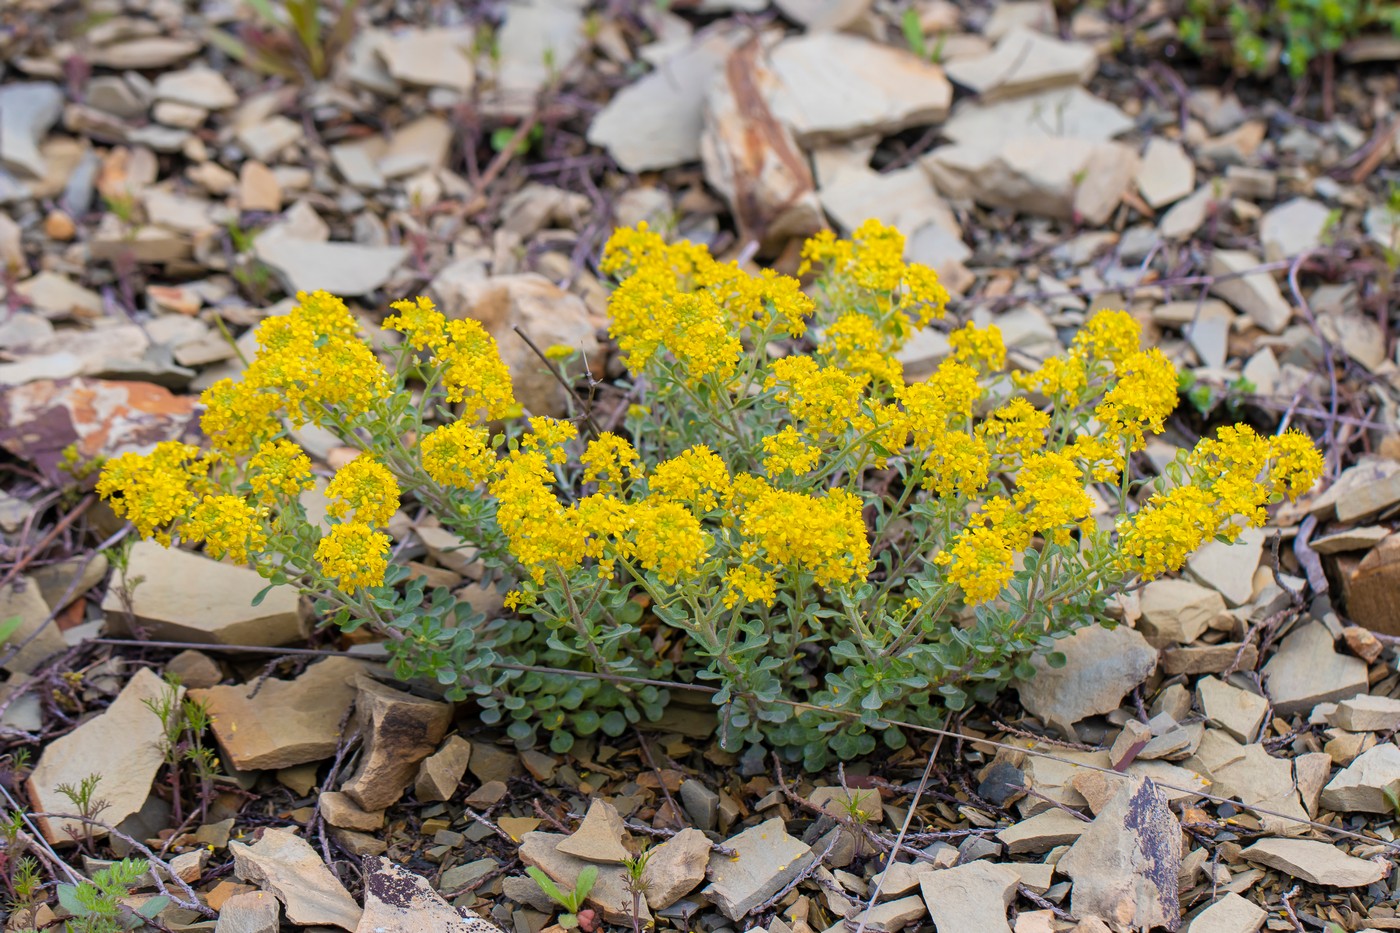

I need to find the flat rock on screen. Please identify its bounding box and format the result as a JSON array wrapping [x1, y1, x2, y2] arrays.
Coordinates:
[[214, 891, 280, 933], [918, 861, 1019, 933], [1259, 197, 1332, 262], [1136, 138, 1195, 208], [1015, 623, 1157, 737], [153, 68, 237, 110], [1329, 695, 1400, 732], [254, 231, 406, 297], [90, 37, 200, 68], [924, 137, 1137, 226], [1056, 777, 1180, 931], [1240, 838, 1384, 887], [587, 29, 740, 172], [192, 657, 366, 770], [431, 272, 599, 420], [1184, 526, 1264, 606], [701, 40, 822, 248], [1207, 250, 1292, 334], [0, 575, 65, 675], [1139, 578, 1225, 646], [28, 668, 175, 843], [357, 857, 494, 933], [642, 827, 711, 910], [1163, 643, 1257, 676], [519, 832, 652, 925], [764, 33, 952, 144], [1308, 526, 1390, 554], [165, 650, 222, 689], [1184, 892, 1264, 933], [318, 791, 385, 832], [231, 828, 361, 930], [848, 895, 926, 933], [1319, 743, 1400, 813], [772, 0, 871, 30], [376, 28, 476, 91], [944, 27, 1097, 100], [942, 87, 1132, 149], [704, 817, 814, 920], [1198, 676, 1269, 743], [557, 798, 631, 863], [995, 808, 1087, 854], [101, 542, 301, 646], [415, 735, 472, 802], [1262, 621, 1368, 718], [494, 1, 584, 109], [341, 678, 452, 811], [0, 83, 64, 178]]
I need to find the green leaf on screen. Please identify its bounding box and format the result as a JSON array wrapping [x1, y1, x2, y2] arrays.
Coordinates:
[[136, 895, 170, 919], [525, 866, 565, 905], [573, 865, 598, 905], [56, 884, 88, 918], [0, 614, 23, 645]]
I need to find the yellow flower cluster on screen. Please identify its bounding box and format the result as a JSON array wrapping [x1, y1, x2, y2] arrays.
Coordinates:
[[183, 495, 267, 564], [325, 456, 400, 527], [421, 421, 496, 488], [602, 223, 822, 383], [200, 291, 390, 454], [315, 522, 390, 592], [95, 441, 208, 541], [1120, 425, 1324, 578], [248, 439, 313, 502], [732, 476, 869, 592]]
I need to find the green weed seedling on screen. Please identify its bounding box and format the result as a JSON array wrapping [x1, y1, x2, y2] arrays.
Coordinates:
[[57, 858, 166, 933], [526, 865, 597, 930]]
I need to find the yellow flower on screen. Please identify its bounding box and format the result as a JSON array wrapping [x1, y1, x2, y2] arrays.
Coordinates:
[[1014, 450, 1091, 539], [979, 397, 1050, 461], [183, 495, 267, 564], [666, 291, 742, 385], [949, 322, 1006, 373], [436, 318, 517, 421], [199, 378, 283, 456], [761, 426, 821, 477], [96, 441, 208, 540], [315, 523, 390, 592], [248, 439, 313, 502], [723, 565, 778, 608], [1118, 485, 1217, 578], [523, 417, 578, 465], [1094, 348, 1179, 449], [1269, 430, 1324, 498], [624, 499, 708, 584], [325, 456, 400, 527], [898, 360, 981, 448], [243, 291, 390, 425], [649, 446, 732, 512], [581, 433, 642, 493], [421, 421, 496, 488], [489, 449, 585, 582], [384, 295, 447, 351], [1072, 309, 1141, 364], [820, 312, 904, 385], [733, 476, 869, 588], [767, 356, 872, 438], [939, 525, 1014, 604], [921, 430, 991, 498]]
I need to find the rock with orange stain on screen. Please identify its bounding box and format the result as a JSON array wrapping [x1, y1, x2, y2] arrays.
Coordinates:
[[0, 378, 199, 484]]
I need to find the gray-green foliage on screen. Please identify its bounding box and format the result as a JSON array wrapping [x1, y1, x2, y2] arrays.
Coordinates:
[[57, 859, 167, 933]]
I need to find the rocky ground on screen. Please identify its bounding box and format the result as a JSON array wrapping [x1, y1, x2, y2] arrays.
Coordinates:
[[3, 0, 1400, 931]]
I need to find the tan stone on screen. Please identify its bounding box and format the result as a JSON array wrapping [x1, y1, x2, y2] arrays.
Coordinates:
[[340, 678, 452, 811]]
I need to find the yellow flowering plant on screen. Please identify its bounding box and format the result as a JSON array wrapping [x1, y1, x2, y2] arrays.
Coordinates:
[[95, 220, 1324, 767]]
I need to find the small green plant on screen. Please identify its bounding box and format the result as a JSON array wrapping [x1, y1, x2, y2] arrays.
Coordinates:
[[142, 678, 222, 826], [207, 0, 359, 81], [55, 774, 109, 856], [0, 808, 45, 928], [526, 865, 597, 930], [621, 851, 651, 933], [1180, 0, 1400, 80], [56, 858, 166, 933]]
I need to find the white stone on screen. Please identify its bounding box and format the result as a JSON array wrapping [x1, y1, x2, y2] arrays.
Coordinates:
[[1185, 525, 1264, 606], [1197, 676, 1268, 743], [1329, 695, 1400, 732], [377, 28, 476, 91], [1262, 622, 1368, 718], [1207, 249, 1292, 334], [1015, 623, 1157, 737], [918, 861, 1018, 933], [1240, 838, 1384, 888], [1139, 578, 1225, 645], [939, 87, 1131, 149], [0, 83, 63, 178], [1136, 138, 1195, 208], [944, 27, 1097, 100], [254, 231, 406, 296], [765, 33, 952, 144], [231, 828, 362, 930], [153, 68, 238, 110], [1259, 197, 1333, 262], [1319, 743, 1400, 813], [1185, 892, 1264, 933]]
